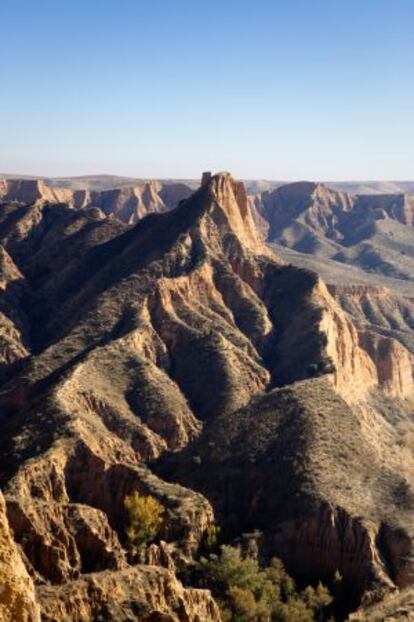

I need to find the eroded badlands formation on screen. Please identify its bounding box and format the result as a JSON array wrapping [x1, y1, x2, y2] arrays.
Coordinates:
[[0, 172, 413, 620], [0, 177, 192, 224]]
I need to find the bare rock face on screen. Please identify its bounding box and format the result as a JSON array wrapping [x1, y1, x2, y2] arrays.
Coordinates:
[[355, 193, 414, 227], [350, 587, 414, 621], [259, 182, 414, 245], [0, 177, 192, 224], [37, 565, 221, 622], [0, 245, 31, 373], [259, 181, 353, 244], [328, 284, 414, 397], [4, 428, 214, 584], [0, 172, 413, 618], [82, 181, 193, 224], [360, 331, 414, 397], [0, 490, 40, 622], [260, 182, 414, 283], [205, 171, 267, 255], [315, 279, 378, 400]]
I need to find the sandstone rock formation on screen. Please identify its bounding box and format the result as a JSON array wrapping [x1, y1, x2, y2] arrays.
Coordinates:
[[0, 245, 30, 374], [0, 177, 192, 224], [259, 182, 414, 244], [0, 490, 40, 622], [350, 587, 414, 620], [0, 172, 413, 619], [38, 565, 220, 622], [258, 181, 414, 282]]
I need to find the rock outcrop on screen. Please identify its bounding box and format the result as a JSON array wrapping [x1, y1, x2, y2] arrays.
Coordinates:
[[38, 565, 220, 622], [259, 182, 414, 245], [350, 587, 414, 621], [0, 245, 30, 373], [0, 177, 192, 224], [327, 284, 414, 397], [259, 181, 353, 244], [0, 490, 40, 622], [0, 172, 413, 619], [260, 182, 414, 282]]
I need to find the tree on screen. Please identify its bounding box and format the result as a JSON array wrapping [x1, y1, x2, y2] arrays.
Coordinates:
[[204, 523, 221, 552], [124, 491, 164, 552], [301, 582, 333, 617], [199, 545, 333, 622]]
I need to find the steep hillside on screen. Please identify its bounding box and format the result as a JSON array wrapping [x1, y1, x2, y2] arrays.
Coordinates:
[[164, 378, 414, 595], [0, 173, 413, 619], [273, 244, 414, 390]]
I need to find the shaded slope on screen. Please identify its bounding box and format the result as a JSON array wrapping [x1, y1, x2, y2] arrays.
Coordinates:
[[163, 378, 414, 596]]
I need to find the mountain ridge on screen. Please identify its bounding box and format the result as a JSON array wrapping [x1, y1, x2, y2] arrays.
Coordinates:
[[0, 172, 413, 620]]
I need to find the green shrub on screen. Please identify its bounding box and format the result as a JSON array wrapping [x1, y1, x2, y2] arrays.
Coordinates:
[[204, 523, 221, 551], [200, 545, 332, 622]]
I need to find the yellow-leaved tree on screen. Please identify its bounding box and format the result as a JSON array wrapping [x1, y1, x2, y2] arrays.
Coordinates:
[[124, 491, 165, 552]]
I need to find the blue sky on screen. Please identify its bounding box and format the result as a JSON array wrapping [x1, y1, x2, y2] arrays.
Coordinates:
[[1, 0, 413, 180]]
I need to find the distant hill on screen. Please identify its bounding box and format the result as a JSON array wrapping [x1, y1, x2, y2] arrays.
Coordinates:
[[327, 180, 414, 194], [257, 181, 414, 283], [0, 177, 193, 224], [2, 172, 413, 194]]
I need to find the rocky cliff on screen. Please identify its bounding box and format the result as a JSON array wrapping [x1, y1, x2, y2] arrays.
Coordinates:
[[0, 172, 413, 619], [259, 182, 414, 245], [260, 181, 414, 283], [0, 490, 40, 622], [38, 565, 221, 622], [0, 178, 192, 224]]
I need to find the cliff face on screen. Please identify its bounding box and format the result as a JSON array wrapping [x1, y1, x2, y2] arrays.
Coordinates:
[[0, 172, 413, 618], [37, 566, 221, 622], [350, 587, 414, 621], [260, 182, 414, 244], [355, 193, 414, 227], [260, 182, 414, 283], [0, 490, 40, 622], [0, 178, 192, 224], [259, 181, 353, 243], [315, 279, 378, 399], [0, 245, 30, 373], [327, 284, 414, 397]]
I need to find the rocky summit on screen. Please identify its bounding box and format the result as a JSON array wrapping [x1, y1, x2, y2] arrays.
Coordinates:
[[0, 172, 413, 621]]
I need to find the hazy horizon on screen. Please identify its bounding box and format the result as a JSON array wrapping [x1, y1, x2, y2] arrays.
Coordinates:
[[1, 0, 413, 179], [1, 169, 414, 185]]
